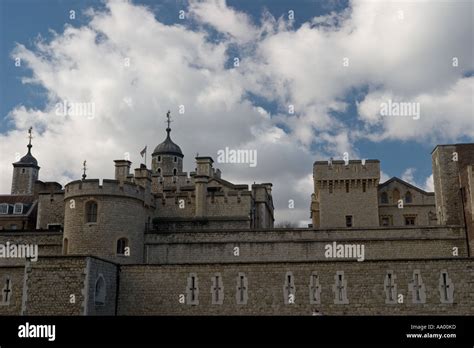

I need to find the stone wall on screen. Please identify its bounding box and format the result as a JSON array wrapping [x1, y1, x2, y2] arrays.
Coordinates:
[[117, 258, 474, 315], [84, 257, 118, 315], [0, 231, 62, 266], [0, 256, 118, 316], [144, 226, 467, 264], [314, 160, 380, 228], [378, 179, 436, 226], [0, 266, 24, 315], [36, 192, 65, 229], [23, 257, 87, 315], [64, 180, 151, 264]]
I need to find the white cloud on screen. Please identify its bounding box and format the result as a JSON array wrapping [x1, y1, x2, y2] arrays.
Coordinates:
[[401, 167, 416, 185], [423, 174, 434, 192], [188, 0, 259, 44]]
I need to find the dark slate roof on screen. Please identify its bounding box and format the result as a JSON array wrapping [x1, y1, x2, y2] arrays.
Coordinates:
[[152, 128, 183, 157], [14, 145, 39, 167], [0, 195, 36, 216]]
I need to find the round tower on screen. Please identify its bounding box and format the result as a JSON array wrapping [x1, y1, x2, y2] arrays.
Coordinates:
[[11, 127, 40, 195], [151, 111, 183, 176], [63, 179, 151, 264]]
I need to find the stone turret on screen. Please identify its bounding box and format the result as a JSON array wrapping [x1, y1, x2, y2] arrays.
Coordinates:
[[151, 111, 183, 176], [312, 159, 380, 228], [11, 128, 40, 195]]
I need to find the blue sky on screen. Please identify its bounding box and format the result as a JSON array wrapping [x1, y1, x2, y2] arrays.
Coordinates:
[[0, 0, 472, 224]]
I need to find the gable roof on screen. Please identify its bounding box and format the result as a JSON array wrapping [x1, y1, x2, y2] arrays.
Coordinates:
[[378, 177, 434, 195]]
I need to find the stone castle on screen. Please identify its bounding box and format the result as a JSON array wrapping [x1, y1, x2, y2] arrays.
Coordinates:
[[0, 118, 473, 315]]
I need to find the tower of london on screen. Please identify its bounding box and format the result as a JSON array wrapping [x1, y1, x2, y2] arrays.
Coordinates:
[[0, 121, 473, 316]]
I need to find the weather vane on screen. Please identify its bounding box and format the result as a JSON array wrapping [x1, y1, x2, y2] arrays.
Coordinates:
[[82, 160, 87, 180], [166, 110, 173, 128]]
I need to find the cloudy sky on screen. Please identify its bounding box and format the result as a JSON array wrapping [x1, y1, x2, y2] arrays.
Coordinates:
[[0, 0, 473, 225]]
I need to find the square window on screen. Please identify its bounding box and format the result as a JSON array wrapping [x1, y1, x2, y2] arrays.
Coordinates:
[[13, 203, 23, 214], [381, 216, 392, 226], [405, 216, 416, 225], [0, 204, 8, 214]]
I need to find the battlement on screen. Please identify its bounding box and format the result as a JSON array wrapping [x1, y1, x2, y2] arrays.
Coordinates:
[[314, 159, 380, 180], [64, 179, 147, 202]]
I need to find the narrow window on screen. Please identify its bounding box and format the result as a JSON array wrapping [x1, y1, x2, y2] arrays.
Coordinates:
[[116, 238, 129, 255], [63, 238, 68, 255], [384, 271, 397, 304], [85, 201, 98, 223], [333, 271, 348, 304], [362, 182, 366, 192], [283, 271, 295, 304], [309, 272, 321, 304], [405, 191, 412, 203], [211, 273, 224, 305], [174, 156, 177, 163], [94, 276, 106, 306], [345, 182, 349, 193], [186, 273, 199, 305], [329, 182, 333, 194], [345, 215, 352, 227], [381, 192, 388, 204], [392, 189, 400, 204], [409, 270, 426, 304], [21, 168, 26, 174], [157, 168, 161, 174], [438, 270, 454, 304], [236, 273, 248, 305], [1, 277, 12, 305], [173, 168, 177, 176], [157, 156, 161, 162]]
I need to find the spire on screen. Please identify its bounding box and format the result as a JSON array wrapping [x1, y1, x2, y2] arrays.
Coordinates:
[[152, 110, 183, 157], [14, 127, 38, 167]]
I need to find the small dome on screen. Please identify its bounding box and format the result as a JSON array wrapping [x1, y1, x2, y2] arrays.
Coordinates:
[[18, 151, 38, 166], [153, 128, 183, 157], [15, 144, 38, 167]]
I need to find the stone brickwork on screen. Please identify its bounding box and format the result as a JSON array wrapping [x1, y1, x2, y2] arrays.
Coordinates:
[[144, 226, 467, 264], [0, 256, 118, 316], [63, 179, 152, 264], [36, 192, 65, 229], [460, 164, 474, 256], [23, 257, 86, 315], [378, 177, 436, 226], [117, 258, 474, 315], [83, 257, 118, 315], [313, 160, 380, 228], [11, 167, 39, 195], [0, 231, 62, 266], [0, 266, 24, 315]]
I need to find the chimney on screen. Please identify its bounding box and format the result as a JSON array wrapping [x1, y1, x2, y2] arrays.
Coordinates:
[[194, 157, 213, 218], [114, 160, 131, 184]]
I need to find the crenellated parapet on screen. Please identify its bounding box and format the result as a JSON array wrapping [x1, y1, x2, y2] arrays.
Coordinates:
[[64, 179, 148, 204]]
